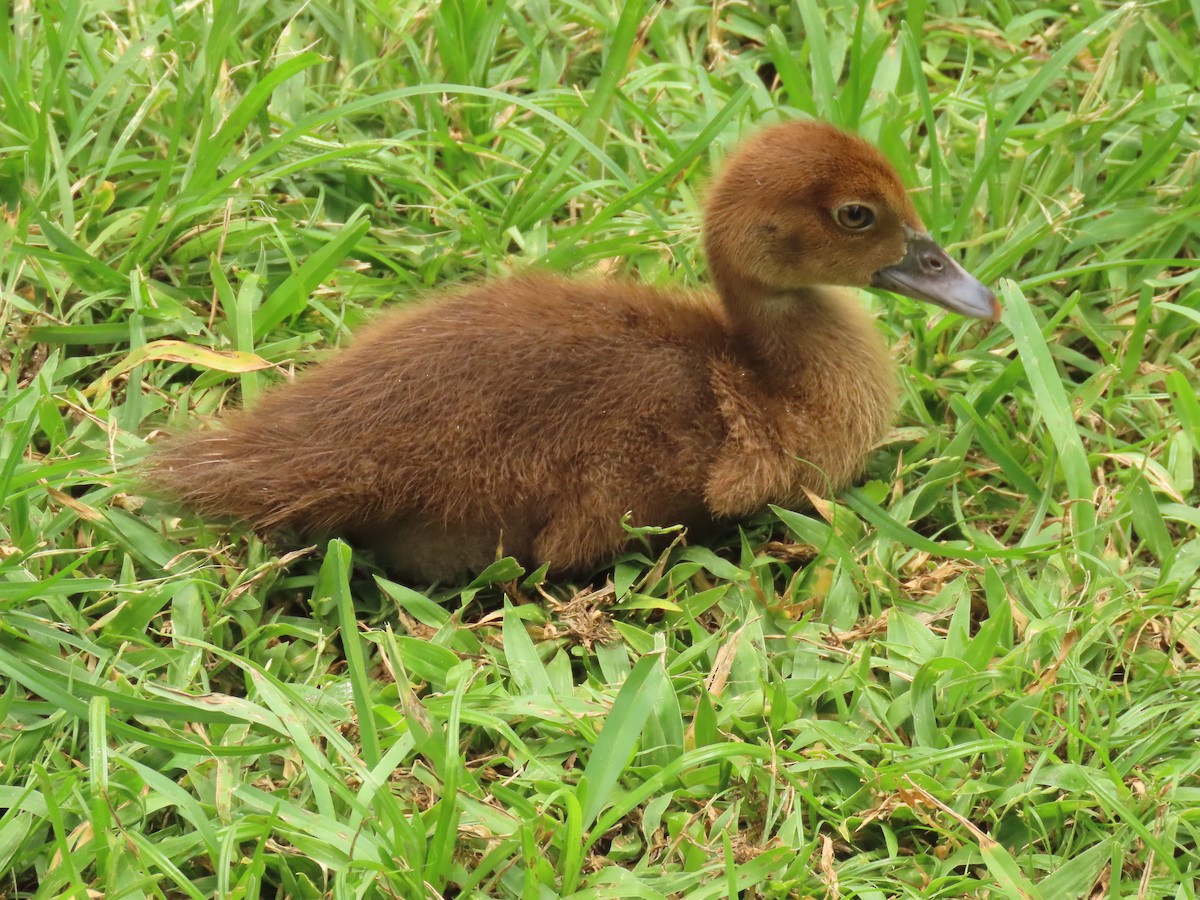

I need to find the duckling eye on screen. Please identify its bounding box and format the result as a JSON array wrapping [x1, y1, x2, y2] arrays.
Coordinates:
[[835, 203, 876, 231]]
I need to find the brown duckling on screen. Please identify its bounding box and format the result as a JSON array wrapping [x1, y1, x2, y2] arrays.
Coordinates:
[[148, 121, 998, 582]]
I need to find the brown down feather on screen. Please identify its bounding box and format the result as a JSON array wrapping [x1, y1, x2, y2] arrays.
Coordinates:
[[147, 121, 935, 582]]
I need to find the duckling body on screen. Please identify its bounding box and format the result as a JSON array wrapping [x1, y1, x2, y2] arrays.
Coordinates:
[[150, 122, 996, 581]]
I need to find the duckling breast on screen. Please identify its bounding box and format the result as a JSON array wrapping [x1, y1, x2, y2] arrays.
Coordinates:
[[703, 287, 896, 518]]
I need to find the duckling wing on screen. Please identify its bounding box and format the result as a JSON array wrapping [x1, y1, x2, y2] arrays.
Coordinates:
[[147, 275, 731, 554]]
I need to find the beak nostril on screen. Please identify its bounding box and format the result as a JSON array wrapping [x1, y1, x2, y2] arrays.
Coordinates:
[[880, 233, 994, 318]]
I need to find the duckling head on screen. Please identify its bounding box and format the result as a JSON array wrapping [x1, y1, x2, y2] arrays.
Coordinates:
[[704, 120, 998, 320]]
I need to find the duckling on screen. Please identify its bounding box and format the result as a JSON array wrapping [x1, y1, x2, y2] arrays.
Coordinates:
[[148, 121, 998, 582]]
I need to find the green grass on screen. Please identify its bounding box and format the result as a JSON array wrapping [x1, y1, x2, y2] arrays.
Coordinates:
[[3, 0, 1200, 896]]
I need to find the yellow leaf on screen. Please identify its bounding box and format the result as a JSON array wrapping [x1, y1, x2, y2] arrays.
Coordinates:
[[88, 340, 273, 395]]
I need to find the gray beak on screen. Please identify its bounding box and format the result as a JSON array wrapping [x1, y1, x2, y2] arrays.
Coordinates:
[[871, 230, 999, 320]]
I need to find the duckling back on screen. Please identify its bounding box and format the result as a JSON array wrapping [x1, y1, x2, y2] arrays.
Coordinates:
[[149, 275, 736, 577]]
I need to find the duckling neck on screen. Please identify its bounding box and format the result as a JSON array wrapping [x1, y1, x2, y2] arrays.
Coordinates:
[[718, 281, 890, 388]]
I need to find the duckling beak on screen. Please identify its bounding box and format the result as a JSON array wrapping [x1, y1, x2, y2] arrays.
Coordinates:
[[871, 231, 999, 320]]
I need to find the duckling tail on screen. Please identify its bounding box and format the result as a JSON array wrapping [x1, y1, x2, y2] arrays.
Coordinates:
[[143, 421, 358, 535]]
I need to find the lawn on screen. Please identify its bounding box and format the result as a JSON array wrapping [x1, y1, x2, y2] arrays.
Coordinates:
[[2, 0, 1200, 897]]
